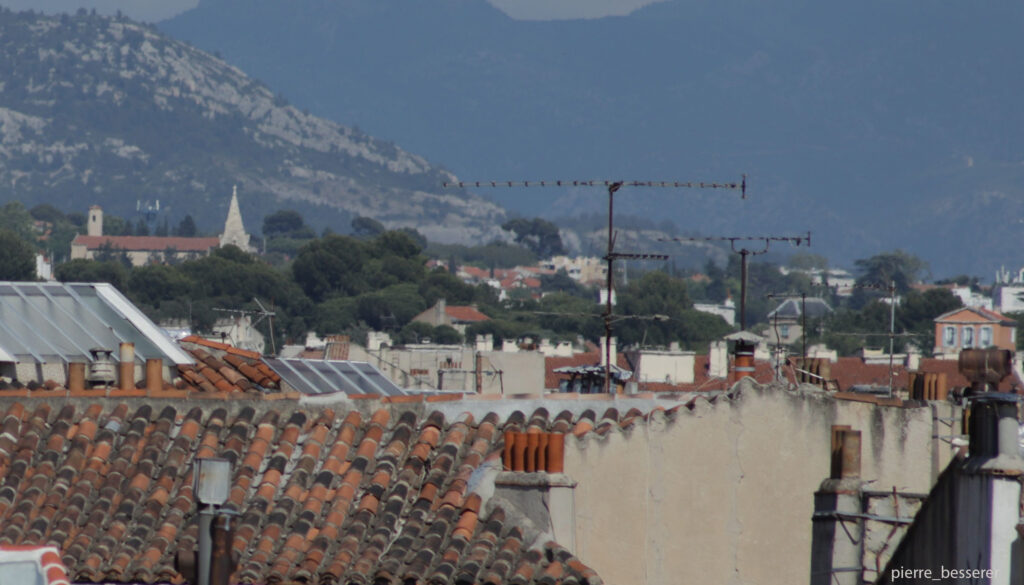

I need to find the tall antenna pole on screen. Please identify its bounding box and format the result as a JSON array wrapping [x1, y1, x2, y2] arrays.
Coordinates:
[[605, 182, 620, 394], [447, 177, 746, 393], [662, 233, 811, 331]]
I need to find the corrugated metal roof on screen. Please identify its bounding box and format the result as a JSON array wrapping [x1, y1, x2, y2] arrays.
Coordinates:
[[0, 282, 193, 365], [264, 357, 406, 396]]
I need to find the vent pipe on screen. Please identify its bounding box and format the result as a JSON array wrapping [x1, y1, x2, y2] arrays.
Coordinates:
[[119, 342, 135, 391], [68, 362, 86, 392]]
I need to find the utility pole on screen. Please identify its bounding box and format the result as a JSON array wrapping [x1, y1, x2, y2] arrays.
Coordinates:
[[447, 177, 746, 393]]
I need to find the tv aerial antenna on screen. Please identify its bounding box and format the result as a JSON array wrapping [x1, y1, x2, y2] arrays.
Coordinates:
[[212, 297, 277, 355], [446, 176, 747, 393], [660, 233, 811, 331]]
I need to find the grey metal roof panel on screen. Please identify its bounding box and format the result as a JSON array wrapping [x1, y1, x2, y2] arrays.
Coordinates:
[[264, 357, 406, 396], [0, 281, 193, 365]]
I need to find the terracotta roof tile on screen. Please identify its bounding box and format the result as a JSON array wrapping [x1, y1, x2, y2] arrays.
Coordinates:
[[445, 305, 491, 322], [0, 400, 616, 585], [72, 235, 221, 253]]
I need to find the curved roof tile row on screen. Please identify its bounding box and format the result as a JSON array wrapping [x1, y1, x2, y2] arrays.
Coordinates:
[[0, 400, 645, 585]]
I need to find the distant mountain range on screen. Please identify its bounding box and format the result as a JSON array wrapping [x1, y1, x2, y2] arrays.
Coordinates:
[[0, 8, 508, 244], [161, 0, 1024, 278]]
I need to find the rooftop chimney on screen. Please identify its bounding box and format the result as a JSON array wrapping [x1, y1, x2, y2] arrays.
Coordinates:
[[599, 336, 617, 370], [811, 426, 865, 585]]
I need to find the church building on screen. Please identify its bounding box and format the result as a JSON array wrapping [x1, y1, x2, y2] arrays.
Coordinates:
[[70, 187, 254, 266]]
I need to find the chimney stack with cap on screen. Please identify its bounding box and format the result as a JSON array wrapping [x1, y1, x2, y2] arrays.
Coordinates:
[[810, 425, 865, 585]]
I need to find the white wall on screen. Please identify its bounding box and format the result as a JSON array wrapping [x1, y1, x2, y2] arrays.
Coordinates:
[[563, 382, 954, 585]]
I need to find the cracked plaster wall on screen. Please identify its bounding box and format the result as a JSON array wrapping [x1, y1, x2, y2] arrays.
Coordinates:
[[564, 382, 955, 585]]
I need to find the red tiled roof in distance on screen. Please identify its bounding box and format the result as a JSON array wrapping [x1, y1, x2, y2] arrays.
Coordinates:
[[72, 235, 221, 252], [445, 306, 490, 322], [828, 356, 1022, 392]]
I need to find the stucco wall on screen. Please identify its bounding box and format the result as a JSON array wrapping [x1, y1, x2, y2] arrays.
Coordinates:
[[563, 382, 956, 585]]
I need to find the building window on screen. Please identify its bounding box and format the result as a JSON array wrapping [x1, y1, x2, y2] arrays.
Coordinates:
[[780, 324, 790, 339], [962, 326, 974, 349], [943, 326, 956, 347], [981, 326, 993, 348]]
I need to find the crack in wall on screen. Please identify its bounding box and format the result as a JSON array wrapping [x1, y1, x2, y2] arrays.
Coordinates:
[[729, 399, 746, 585]]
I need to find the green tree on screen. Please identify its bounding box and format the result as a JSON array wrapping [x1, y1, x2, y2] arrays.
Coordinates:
[[0, 202, 35, 242], [0, 229, 36, 280], [29, 203, 65, 225], [501, 217, 566, 259], [418, 269, 478, 306], [292, 235, 369, 301], [351, 215, 385, 239], [55, 259, 129, 289], [102, 215, 129, 236], [126, 264, 194, 308], [540, 269, 587, 297], [176, 215, 197, 237], [263, 210, 314, 239], [854, 250, 928, 294]]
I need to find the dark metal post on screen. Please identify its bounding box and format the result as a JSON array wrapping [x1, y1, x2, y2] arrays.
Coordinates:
[[210, 513, 236, 585], [739, 249, 749, 331], [197, 507, 214, 585], [604, 183, 621, 394]]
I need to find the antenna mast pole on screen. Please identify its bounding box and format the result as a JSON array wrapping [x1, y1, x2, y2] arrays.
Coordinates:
[[447, 177, 746, 393], [662, 233, 811, 331]]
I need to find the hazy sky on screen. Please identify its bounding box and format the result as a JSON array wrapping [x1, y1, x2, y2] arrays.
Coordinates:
[[0, 0, 660, 22]]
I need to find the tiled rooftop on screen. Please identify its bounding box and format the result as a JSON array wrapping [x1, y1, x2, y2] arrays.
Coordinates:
[[177, 337, 281, 395], [0, 399, 628, 584], [72, 235, 221, 253], [444, 306, 490, 323]]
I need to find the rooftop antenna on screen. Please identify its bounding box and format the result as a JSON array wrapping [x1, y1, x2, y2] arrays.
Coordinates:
[[212, 297, 277, 355], [766, 291, 810, 367], [446, 176, 747, 393], [661, 233, 811, 331], [851, 281, 898, 397]]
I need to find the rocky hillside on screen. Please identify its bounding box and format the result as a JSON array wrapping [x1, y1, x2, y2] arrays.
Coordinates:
[[162, 0, 1024, 277], [0, 8, 506, 242]]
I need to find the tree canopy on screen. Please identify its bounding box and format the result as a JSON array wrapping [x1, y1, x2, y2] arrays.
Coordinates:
[[0, 229, 36, 281], [854, 250, 928, 294], [501, 217, 566, 259]]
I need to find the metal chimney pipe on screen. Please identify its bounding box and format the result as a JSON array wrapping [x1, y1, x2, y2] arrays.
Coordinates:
[[968, 393, 1019, 459], [197, 508, 213, 585], [210, 513, 235, 585]]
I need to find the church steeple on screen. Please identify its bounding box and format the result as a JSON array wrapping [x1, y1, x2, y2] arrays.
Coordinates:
[[219, 185, 253, 252]]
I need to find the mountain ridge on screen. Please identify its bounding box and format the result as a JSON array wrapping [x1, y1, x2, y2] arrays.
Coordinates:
[[162, 0, 1024, 277], [0, 8, 508, 243]]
